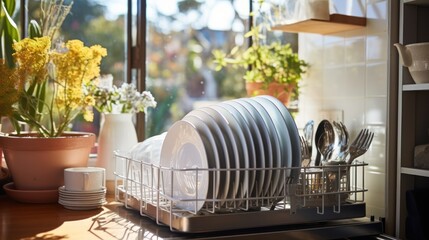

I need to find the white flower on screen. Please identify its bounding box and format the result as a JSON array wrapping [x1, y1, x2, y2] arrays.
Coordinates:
[[85, 79, 156, 114]]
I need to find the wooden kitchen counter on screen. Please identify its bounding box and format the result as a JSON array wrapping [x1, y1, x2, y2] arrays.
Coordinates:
[[0, 194, 180, 240], [0, 192, 388, 240]]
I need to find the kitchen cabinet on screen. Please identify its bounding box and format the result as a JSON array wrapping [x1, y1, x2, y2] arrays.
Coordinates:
[[396, 0, 429, 239]]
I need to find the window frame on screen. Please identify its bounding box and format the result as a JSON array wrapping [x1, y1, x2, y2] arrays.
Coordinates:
[[128, 0, 146, 141]]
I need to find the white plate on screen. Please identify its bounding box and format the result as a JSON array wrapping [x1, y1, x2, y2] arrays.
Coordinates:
[[253, 96, 292, 196], [59, 186, 106, 194], [235, 99, 274, 198], [59, 192, 106, 198], [59, 199, 106, 206], [59, 193, 105, 200], [210, 105, 249, 205], [160, 120, 209, 212], [220, 102, 257, 198], [186, 109, 230, 206], [182, 114, 220, 201], [258, 95, 301, 183], [242, 98, 282, 197], [199, 107, 240, 203], [61, 205, 104, 210], [225, 100, 266, 198], [128, 132, 167, 187]]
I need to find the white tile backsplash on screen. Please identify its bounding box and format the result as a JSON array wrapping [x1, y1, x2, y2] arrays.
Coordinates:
[[365, 97, 387, 125], [297, 0, 389, 218], [366, 32, 388, 61], [366, 62, 388, 97], [345, 34, 366, 64]]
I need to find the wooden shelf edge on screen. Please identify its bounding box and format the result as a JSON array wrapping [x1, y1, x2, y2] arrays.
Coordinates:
[[401, 167, 429, 177], [272, 14, 366, 35], [404, 0, 429, 6], [403, 83, 429, 91]]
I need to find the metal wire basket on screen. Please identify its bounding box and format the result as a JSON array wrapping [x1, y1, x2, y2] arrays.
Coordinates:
[[114, 153, 368, 233]]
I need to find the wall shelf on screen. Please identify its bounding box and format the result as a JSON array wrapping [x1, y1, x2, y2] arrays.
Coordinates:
[[401, 167, 429, 177], [403, 83, 429, 91], [404, 0, 429, 6], [271, 14, 366, 35], [395, 2, 429, 238]]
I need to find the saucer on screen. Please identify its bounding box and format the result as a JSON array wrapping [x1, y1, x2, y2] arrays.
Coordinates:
[[59, 186, 106, 194], [3, 182, 59, 203], [58, 185, 106, 210]]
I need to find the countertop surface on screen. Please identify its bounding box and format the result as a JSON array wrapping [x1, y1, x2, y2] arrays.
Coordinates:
[[0, 193, 189, 240], [0, 192, 392, 240]]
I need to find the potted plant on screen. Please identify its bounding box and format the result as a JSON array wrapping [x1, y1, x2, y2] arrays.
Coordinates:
[[0, 0, 20, 191], [0, 0, 107, 201], [212, 25, 308, 106]]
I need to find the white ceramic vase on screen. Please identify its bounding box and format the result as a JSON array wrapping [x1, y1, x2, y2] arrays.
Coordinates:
[[97, 113, 138, 181]]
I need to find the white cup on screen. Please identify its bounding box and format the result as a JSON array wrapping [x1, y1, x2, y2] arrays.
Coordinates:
[[64, 167, 105, 191]]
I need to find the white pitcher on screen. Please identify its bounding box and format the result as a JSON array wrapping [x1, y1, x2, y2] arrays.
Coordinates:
[[97, 113, 138, 181], [394, 42, 429, 84]]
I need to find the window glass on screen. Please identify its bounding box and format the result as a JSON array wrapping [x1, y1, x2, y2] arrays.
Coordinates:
[[27, 0, 127, 136], [23, 0, 296, 139], [145, 0, 250, 137]]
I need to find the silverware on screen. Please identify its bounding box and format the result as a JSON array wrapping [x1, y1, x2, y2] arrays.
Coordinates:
[[303, 120, 314, 155], [331, 121, 349, 161], [300, 136, 311, 167], [347, 129, 374, 165], [314, 120, 334, 166], [331, 121, 343, 159], [316, 132, 334, 164], [339, 121, 349, 149]]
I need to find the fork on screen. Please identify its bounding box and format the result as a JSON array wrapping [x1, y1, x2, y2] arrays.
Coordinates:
[[346, 129, 374, 165], [300, 136, 311, 167]]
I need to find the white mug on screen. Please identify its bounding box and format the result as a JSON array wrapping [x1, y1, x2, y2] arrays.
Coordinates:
[[64, 167, 105, 191]]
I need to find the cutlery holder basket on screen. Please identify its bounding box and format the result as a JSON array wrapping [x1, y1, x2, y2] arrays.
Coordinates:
[[295, 165, 359, 209], [114, 153, 367, 233]]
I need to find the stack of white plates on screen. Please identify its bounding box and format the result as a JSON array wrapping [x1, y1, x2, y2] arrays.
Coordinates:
[[58, 186, 107, 210], [160, 95, 301, 212]]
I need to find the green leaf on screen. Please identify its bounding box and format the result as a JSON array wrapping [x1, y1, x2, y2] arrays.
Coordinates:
[[28, 20, 42, 38], [37, 81, 46, 114], [1, 1, 19, 68], [10, 116, 21, 134], [26, 80, 37, 95], [3, 0, 16, 16], [0, 5, 4, 35]]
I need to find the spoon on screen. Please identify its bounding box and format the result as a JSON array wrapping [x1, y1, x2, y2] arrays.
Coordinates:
[[332, 121, 345, 160], [314, 120, 334, 166], [316, 132, 334, 163], [314, 120, 325, 166], [340, 121, 349, 149]]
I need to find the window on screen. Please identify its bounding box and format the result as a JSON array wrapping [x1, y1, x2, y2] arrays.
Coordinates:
[[21, 0, 295, 140], [142, 0, 251, 137]]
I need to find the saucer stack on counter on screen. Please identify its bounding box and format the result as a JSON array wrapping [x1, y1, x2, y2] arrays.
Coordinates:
[[58, 186, 107, 210], [159, 95, 301, 212], [59, 167, 107, 210]]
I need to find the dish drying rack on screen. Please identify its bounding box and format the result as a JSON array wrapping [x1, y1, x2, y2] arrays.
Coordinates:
[[114, 153, 368, 233]]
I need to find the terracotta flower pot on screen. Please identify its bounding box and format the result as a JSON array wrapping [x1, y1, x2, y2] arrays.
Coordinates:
[[0, 132, 95, 191], [246, 82, 296, 106]]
